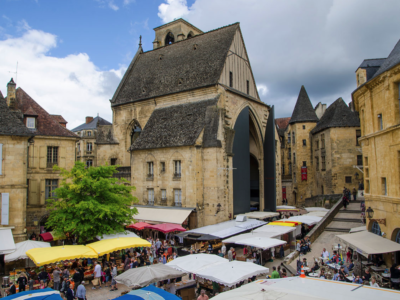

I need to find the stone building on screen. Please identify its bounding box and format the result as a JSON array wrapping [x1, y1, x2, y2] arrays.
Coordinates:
[[352, 38, 400, 263], [276, 86, 360, 206], [102, 19, 279, 227], [72, 116, 112, 167]]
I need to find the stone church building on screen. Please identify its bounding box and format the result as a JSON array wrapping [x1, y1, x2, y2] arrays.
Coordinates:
[[97, 19, 280, 227]]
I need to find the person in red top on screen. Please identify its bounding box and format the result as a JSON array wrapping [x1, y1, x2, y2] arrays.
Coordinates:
[[197, 289, 209, 300], [346, 250, 352, 263]]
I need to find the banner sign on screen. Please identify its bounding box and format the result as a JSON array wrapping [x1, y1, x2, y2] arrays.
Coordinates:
[[301, 166, 307, 181]]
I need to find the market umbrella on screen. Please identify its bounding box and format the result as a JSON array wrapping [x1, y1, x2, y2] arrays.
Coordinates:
[[115, 264, 186, 288], [147, 223, 186, 233], [5, 240, 50, 263], [127, 222, 152, 230], [4, 288, 63, 299], [87, 237, 151, 256], [26, 245, 98, 266], [115, 285, 180, 300], [167, 253, 227, 274], [96, 231, 139, 240]]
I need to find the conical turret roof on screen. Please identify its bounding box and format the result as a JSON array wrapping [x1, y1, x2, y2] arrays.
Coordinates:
[[289, 86, 319, 124]]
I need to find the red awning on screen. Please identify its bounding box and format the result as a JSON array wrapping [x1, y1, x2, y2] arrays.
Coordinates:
[[127, 222, 151, 230], [147, 223, 186, 234], [39, 232, 53, 242]]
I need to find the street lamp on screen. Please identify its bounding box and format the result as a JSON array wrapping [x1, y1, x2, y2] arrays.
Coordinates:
[[366, 207, 374, 219]]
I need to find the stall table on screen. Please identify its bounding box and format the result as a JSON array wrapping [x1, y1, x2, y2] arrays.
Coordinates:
[[370, 266, 385, 272]]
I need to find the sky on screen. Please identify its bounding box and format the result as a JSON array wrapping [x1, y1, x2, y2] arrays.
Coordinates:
[[1, 0, 400, 129]]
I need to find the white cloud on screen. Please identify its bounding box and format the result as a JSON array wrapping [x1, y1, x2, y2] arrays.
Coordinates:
[[158, 0, 190, 23], [123, 0, 135, 5], [108, 0, 119, 11], [0, 24, 125, 130], [257, 84, 268, 97]]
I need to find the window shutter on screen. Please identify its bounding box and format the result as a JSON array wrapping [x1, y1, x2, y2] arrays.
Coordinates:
[[40, 180, 46, 205], [59, 147, 66, 168], [39, 146, 46, 169], [29, 179, 39, 205], [28, 145, 36, 168], [0, 144, 2, 175]]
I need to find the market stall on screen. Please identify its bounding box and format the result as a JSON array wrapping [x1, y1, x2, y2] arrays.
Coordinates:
[[0, 227, 16, 255], [234, 237, 286, 263], [4, 288, 63, 300], [127, 222, 151, 230], [114, 285, 181, 300], [96, 231, 139, 240], [5, 240, 50, 269], [87, 237, 151, 256], [167, 253, 227, 274]]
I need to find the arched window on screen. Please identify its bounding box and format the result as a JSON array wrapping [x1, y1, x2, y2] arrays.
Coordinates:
[[371, 221, 381, 236], [130, 125, 142, 145], [165, 32, 174, 45], [187, 32, 193, 39], [396, 230, 400, 243]]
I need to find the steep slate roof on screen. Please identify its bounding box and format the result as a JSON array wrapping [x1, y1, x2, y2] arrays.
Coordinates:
[[357, 58, 386, 81], [51, 115, 67, 125], [71, 116, 112, 132], [96, 125, 119, 145], [310, 98, 360, 135], [372, 39, 400, 79], [14, 88, 78, 138], [0, 95, 32, 137], [130, 98, 221, 151], [289, 86, 319, 124], [111, 23, 239, 107]]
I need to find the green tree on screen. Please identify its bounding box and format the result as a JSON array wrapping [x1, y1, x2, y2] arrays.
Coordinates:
[[46, 162, 138, 244]]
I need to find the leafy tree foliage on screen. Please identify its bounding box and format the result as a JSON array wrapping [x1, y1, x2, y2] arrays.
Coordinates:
[[46, 162, 138, 243]]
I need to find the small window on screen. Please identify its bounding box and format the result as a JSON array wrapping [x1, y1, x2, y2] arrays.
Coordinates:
[[315, 140, 319, 150], [321, 156, 326, 171], [77, 143, 80, 152], [246, 80, 249, 94], [174, 189, 182, 206], [357, 155, 363, 166], [165, 32, 174, 45], [288, 148, 291, 160], [303, 161, 306, 167], [364, 156, 369, 166], [86, 160, 93, 168], [356, 130, 361, 146], [321, 134, 325, 149], [87, 131, 92, 136], [292, 131, 295, 144], [26, 117, 36, 129], [371, 221, 381, 236], [315, 157, 319, 171], [378, 114, 383, 130], [148, 162, 154, 176], [178, 78, 183, 85], [229, 72, 233, 88], [174, 160, 181, 176], [45, 179, 58, 199], [288, 163, 292, 173], [345, 176, 352, 184], [302, 139, 306, 146], [293, 153, 296, 164], [161, 189, 166, 200], [161, 162, 166, 172], [293, 172, 296, 183], [87, 142, 92, 151], [282, 164, 285, 175], [148, 189, 154, 204], [111, 158, 117, 165], [366, 168, 369, 178], [288, 132, 291, 144], [366, 180, 370, 193], [302, 125, 305, 130], [47, 147, 58, 168], [381, 177, 387, 195]]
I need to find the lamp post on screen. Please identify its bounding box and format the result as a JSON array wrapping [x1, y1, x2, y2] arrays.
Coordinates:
[[366, 207, 374, 219]]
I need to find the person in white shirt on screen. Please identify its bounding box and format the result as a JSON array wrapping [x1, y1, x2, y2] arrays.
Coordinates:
[[92, 261, 102, 290], [221, 244, 226, 256], [296, 242, 301, 252], [321, 248, 329, 258], [370, 276, 380, 288], [271, 247, 275, 258]]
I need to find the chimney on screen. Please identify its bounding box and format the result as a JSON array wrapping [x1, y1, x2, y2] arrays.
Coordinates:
[[7, 78, 16, 108], [86, 116, 93, 124]]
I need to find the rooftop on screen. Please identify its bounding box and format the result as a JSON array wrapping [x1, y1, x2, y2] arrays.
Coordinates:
[[289, 86, 319, 124], [0, 94, 33, 137], [71, 116, 112, 132]]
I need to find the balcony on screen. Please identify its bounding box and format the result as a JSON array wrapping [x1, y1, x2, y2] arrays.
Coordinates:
[[112, 166, 131, 180], [85, 151, 93, 156], [160, 198, 168, 206], [174, 201, 182, 207], [173, 173, 181, 181], [146, 174, 154, 181]]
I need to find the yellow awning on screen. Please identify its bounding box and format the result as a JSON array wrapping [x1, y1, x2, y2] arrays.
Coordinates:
[[267, 222, 296, 227], [87, 237, 151, 256], [26, 245, 98, 267]]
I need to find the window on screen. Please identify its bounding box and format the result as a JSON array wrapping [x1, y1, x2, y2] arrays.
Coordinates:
[[292, 132, 295, 144], [161, 189, 166, 200], [161, 162, 165, 173], [315, 140, 319, 150], [148, 189, 154, 205], [378, 114, 383, 130], [366, 168, 369, 178], [371, 221, 381, 236], [174, 189, 182, 206], [366, 180, 370, 193], [246, 80, 249, 94], [26, 117, 35, 129], [321, 156, 326, 171], [293, 172, 296, 183], [87, 142, 92, 151], [288, 133, 291, 144], [321, 134, 325, 149], [47, 147, 58, 168], [303, 161, 306, 167], [282, 164, 285, 175], [86, 160, 93, 168], [45, 179, 58, 199], [357, 155, 363, 166], [148, 162, 154, 177], [293, 153, 296, 164], [315, 157, 319, 171], [288, 148, 291, 160], [229, 72, 233, 88], [174, 160, 181, 177], [87, 131, 91, 136], [288, 163, 292, 174], [302, 139, 306, 146], [77, 143, 80, 152], [165, 32, 174, 45], [345, 176, 352, 184], [302, 125, 305, 130], [111, 158, 117, 165], [382, 177, 387, 195], [356, 130, 361, 146]]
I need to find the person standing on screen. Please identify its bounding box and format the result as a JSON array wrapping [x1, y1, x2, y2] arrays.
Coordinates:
[[76, 281, 87, 300], [352, 188, 357, 201], [73, 268, 81, 295], [92, 261, 102, 290], [38, 268, 48, 286], [8, 282, 16, 295], [17, 272, 28, 292], [271, 266, 280, 279], [221, 243, 226, 257], [197, 289, 209, 300], [62, 267, 70, 280], [271, 247, 275, 259], [110, 263, 118, 292], [53, 267, 61, 291], [66, 283, 74, 300], [227, 248, 233, 262]]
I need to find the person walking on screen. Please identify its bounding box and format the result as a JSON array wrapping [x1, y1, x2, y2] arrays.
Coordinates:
[[66, 283, 74, 300], [352, 188, 357, 201], [228, 248, 233, 262], [52, 267, 61, 291], [76, 281, 87, 300], [17, 272, 28, 292], [342, 194, 348, 210], [73, 268, 81, 295], [92, 261, 102, 290], [110, 263, 118, 292]]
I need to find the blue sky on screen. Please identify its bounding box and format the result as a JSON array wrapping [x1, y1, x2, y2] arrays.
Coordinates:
[[1, 0, 400, 129]]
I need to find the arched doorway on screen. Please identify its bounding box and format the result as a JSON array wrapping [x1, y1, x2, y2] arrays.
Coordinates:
[[250, 154, 260, 211]]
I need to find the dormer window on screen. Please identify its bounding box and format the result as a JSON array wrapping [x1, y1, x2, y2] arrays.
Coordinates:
[[26, 117, 36, 129]]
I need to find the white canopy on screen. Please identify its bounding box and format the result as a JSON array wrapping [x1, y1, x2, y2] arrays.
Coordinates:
[[306, 211, 328, 217], [253, 225, 296, 235], [305, 207, 329, 212], [182, 219, 266, 239], [223, 232, 281, 244], [349, 226, 367, 233], [167, 253, 227, 273], [235, 237, 286, 250], [286, 215, 323, 225], [337, 230, 400, 256], [96, 231, 139, 240], [0, 228, 16, 255], [132, 206, 193, 224], [276, 206, 297, 209], [213, 277, 400, 300], [196, 261, 269, 287], [4, 240, 50, 263], [242, 212, 279, 219]]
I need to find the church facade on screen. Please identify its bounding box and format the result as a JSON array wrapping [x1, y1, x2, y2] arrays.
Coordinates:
[[98, 19, 280, 227]]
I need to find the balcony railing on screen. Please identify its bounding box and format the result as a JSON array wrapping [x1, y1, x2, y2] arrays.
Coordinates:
[[174, 201, 182, 207], [160, 198, 167, 206], [112, 166, 131, 180]]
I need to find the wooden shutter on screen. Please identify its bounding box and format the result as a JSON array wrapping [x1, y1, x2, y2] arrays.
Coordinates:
[[59, 147, 66, 168], [28, 179, 39, 205], [40, 180, 46, 205], [39, 146, 46, 169], [28, 145, 36, 168]]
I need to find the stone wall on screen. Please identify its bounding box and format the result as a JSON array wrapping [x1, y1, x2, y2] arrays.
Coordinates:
[[304, 194, 342, 208]]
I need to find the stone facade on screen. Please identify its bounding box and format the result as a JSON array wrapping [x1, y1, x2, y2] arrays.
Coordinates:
[[353, 38, 400, 264]]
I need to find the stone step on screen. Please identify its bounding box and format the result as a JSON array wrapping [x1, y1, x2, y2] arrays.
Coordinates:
[[325, 227, 350, 232], [333, 218, 363, 223], [338, 210, 360, 213]]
